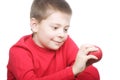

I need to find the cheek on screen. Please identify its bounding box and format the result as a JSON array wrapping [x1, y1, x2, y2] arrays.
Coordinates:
[[45, 28, 58, 39], [39, 30, 55, 41], [46, 31, 56, 39], [43, 28, 56, 38]]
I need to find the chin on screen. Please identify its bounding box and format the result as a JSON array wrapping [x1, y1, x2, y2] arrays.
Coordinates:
[[47, 44, 62, 50], [51, 47, 60, 50], [50, 46, 61, 50]]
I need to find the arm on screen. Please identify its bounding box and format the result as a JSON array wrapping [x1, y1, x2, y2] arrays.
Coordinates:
[[7, 46, 75, 80], [76, 65, 100, 80], [65, 37, 100, 80]]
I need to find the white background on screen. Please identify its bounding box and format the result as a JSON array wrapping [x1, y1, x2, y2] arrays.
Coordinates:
[[0, 0, 120, 80]]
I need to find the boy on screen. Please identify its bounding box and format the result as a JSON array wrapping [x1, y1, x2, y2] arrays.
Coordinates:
[[7, 0, 100, 80]]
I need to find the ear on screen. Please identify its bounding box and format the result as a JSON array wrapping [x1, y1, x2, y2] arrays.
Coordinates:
[[30, 18, 39, 32]]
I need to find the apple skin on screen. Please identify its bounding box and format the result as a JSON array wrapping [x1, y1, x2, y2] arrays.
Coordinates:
[[86, 45, 102, 66]]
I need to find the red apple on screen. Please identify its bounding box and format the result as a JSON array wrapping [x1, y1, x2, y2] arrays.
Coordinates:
[[87, 45, 102, 66]]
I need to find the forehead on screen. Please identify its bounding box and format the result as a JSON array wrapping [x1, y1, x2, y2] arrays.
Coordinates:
[[44, 11, 71, 23]]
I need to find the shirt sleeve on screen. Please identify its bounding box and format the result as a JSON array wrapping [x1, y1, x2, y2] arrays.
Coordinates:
[[76, 65, 100, 80], [64, 36, 79, 66], [64, 36, 100, 80], [7, 46, 75, 80]]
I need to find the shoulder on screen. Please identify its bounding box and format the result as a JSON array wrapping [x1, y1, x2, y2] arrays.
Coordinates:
[[9, 34, 32, 54], [63, 35, 78, 49]]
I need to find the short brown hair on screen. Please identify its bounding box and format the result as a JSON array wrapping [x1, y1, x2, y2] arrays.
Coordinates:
[[30, 0, 72, 22]]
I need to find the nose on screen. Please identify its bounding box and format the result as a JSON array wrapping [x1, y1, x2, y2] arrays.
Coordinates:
[[58, 29, 66, 38]]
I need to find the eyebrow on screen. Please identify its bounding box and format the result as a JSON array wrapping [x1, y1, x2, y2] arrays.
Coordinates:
[[51, 23, 70, 27]]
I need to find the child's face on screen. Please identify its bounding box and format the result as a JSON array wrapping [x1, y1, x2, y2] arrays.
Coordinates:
[[31, 11, 71, 50]]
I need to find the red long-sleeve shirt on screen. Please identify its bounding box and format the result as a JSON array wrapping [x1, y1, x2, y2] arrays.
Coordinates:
[[7, 34, 100, 80]]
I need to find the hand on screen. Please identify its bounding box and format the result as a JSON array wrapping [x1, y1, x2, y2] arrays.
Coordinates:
[[72, 44, 98, 75], [87, 45, 102, 66]]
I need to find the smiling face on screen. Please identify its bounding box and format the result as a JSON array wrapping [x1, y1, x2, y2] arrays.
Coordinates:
[[30, 11, 71, 50]]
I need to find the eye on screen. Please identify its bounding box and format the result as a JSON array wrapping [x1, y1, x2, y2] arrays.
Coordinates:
[[50, 25, 59, 31], [64, 28, 68, 32], [64, 27, 69, 32], [53, 27, 58, 30]]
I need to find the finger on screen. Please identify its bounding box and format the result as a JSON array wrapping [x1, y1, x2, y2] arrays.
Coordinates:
[[85, 47, 98, 54], [87, 55, 98, 60], [80, 44, 98, 54]]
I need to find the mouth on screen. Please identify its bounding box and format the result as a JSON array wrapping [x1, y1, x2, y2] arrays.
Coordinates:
[[53, 40, 64, 45]]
